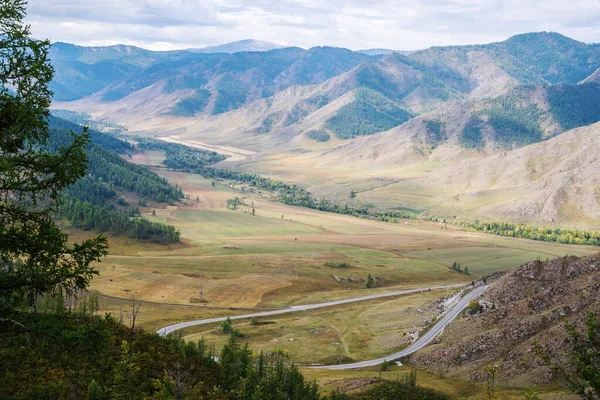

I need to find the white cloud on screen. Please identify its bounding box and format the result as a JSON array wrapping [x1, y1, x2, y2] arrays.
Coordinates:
[[26, 0, 600, 51]]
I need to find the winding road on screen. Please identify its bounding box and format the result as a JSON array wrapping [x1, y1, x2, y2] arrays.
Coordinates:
[[158, 284, 487, 369], [158, 284, 466, 336], [313, 284, 488, 369]]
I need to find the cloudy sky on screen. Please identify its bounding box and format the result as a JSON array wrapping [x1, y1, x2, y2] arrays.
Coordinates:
[[26, 0, 600, 51]]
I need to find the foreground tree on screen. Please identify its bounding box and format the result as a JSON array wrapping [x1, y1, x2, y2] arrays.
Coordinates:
[[0, 0, 107, 306]]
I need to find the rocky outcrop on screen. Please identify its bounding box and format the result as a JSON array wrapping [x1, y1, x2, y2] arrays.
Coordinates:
[[409, 254, 600, 386]]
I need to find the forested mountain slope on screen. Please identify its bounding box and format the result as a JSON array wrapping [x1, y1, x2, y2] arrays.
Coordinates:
[[47, 117, 183, 243]]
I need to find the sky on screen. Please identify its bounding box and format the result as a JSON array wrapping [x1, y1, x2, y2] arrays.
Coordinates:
[[26, 0, 600, 51]]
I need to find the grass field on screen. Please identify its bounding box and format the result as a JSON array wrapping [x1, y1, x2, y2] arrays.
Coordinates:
[[82, 151, 598, 398], [181, 288, 458, 364], [87, 159, 597, 322]]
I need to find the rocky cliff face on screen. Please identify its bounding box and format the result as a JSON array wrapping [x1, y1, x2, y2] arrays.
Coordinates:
[[410, 254, 600, 387]]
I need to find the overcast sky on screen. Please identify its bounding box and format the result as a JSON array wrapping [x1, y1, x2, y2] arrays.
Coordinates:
[[26, 0, 600, 51]]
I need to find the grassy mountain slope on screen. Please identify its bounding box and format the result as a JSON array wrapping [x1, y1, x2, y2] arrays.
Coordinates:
[[401, 122, 600, 226]]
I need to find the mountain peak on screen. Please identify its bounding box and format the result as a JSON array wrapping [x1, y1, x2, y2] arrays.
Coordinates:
[[191, 39, 286, 54], [504, 31, 586, 46]]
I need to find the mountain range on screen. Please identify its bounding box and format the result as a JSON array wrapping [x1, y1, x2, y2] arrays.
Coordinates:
[[49, 32, 600, 227]]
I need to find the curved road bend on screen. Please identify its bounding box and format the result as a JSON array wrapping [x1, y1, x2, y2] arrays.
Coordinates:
[[313, 284, 489, 370], [158, 283, 468, 336]]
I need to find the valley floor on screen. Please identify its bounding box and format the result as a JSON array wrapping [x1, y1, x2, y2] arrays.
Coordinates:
[[79, 155, 597, 399]]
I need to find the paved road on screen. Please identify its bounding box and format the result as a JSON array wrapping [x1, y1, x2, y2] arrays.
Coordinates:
[[158, 283, 468, 336], [312, 285, 489, 370]]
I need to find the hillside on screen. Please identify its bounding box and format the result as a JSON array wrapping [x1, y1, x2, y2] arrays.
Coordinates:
[[47, 117, 183, 243], [400, 122, 600, 226], [582, 68, 600, 84], [306, 121, 600, 227], [317, 81, 600, 160], [409, 253, 600, 387]]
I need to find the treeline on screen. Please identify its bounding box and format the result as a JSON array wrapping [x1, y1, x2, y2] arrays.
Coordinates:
[[325, 88, 411, 139], [306, 129, 331, 142], [547, 82, 600, 130], [171, 89, 211, 116], [138, 137, 600, 248], [57, 198, 180, 244], [459, 115, 485, 149], [136, 137, 226, 171], [197, 165, 418, 222], [46, 120, 182, 244], [139, 139, 425, 223], [0, 309, 450, 399], [460, 220, 600, 246]]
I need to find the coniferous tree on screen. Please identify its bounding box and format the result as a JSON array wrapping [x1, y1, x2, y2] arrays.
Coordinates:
[[86, 379, 105, 400], [0, 0, 107, 304], [366, 274, 375, 289]]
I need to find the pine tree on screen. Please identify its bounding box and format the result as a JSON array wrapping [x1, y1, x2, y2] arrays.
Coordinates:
[[366, 274, 375, 289], [0, 1, 108, 304], [111, 341, 143, 399], [86, 379, 105, 400]]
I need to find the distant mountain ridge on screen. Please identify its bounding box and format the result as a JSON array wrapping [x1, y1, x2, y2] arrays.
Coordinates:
[[190, 39, 286, 54], [49, 32, 600, 152], [357, 48, 415, 56]]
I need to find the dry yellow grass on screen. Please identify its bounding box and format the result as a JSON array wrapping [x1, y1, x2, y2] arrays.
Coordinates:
[[181, 289, 458, 363]]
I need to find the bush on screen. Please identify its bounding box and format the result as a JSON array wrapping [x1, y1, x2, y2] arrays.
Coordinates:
[[324, 261, 351, 268]]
